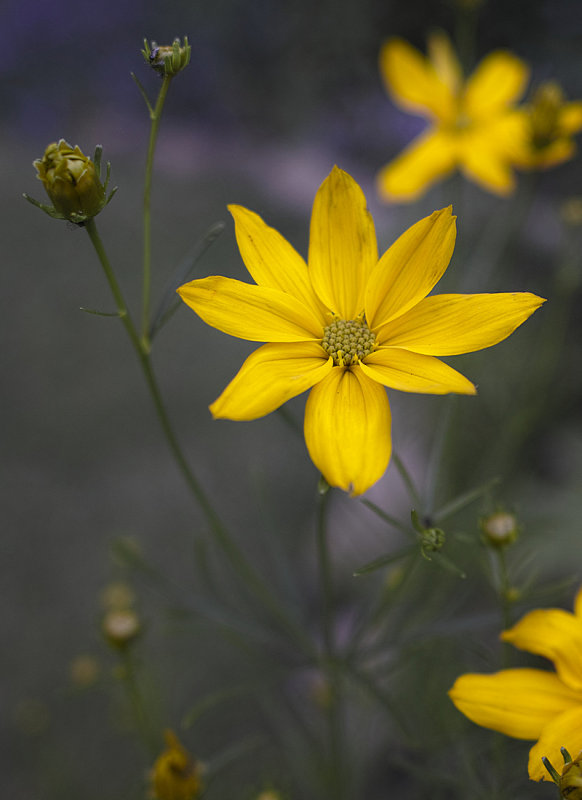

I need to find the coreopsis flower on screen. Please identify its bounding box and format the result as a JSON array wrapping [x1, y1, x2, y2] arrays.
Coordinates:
[[178, 167, 543, 495], [377, 34, 529, 202], [151, 730, 203, 800], [26, 140, 116, 223], [449, 588, 582, 782], [513, 81, 582, 169]]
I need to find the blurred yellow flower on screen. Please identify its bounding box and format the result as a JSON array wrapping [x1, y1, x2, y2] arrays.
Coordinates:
[[449, 588, 582, 782], [178, 167, 544, 495], [513, 81, 582, 169], [377, 35, 529, 202], [151, 730, 203, 800]]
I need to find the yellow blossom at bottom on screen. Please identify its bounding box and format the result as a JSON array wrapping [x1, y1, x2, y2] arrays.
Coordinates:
[[449, 588, 582, 781], [151, 730, 203, 800], [178, 167, 544, 495]]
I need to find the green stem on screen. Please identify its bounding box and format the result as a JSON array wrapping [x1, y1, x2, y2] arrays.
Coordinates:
[[119, 648, 158, 756], [316, 490, 348, 800], [84, 220, 315, 660], [141, 74, 172, 347]]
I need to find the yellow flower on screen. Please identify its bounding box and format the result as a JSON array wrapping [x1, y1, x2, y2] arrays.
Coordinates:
[[151, 730, 203, 800], [178, 167, 544, 495], [449, 588, 582, 782], [377, 34, 529, 202], [513, 81, 582, 169]]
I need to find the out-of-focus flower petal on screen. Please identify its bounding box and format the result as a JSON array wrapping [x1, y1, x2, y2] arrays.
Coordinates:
[[528, 706, 582, 781], [449, 669, 582, 740], [379, 38, 456, 121], [377, 129, 457, 203], [463, 51, 529, 119], [501, 607, 582, 691]]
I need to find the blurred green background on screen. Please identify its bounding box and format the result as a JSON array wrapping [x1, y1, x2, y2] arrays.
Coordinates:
[[3, 0, 582, 797]]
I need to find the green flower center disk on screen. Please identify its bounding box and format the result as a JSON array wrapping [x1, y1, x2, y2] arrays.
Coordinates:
[[321, 318, 376, 367]]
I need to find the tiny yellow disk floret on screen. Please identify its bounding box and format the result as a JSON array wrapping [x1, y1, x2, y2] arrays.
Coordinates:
[[152, 730, 203, 800], [34, 140, 105, 221], [321, 317, 376, 366]]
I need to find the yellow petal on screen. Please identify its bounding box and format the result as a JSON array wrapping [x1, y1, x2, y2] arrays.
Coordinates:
[[366, 207, 456, 329], [458, 130, 517, 195], [304, 366, 391, 495], [501, 607, 582, 691], [376, 292, 545, 355], [530, 139, 576, 169], [228, 205, 327, 323], [210, 342, 332, 421], [178, 276, 323, 342], [308, 167, 378, 319], [379, 38, 456, 121], [462, 51, 529, 119], [528, 706, 582, 781], [574, 587, 582, 619], [560, 101, 582, 135], [427, 32, 462, 97], [376, 128, 457, 203], [449, 668, 582, 740], [360, 348, 475, 394]]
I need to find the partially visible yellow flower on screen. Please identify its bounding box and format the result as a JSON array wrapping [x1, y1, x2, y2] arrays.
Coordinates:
[[377, 34, 529, 202], [151, 730, 203, 800], [513, 81, 582, 169], [449, 588, 582, 781], [27, 140, 116, 223], [178, 167, 544, 495]]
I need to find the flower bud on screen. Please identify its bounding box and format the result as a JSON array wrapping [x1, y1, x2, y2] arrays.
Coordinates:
[[26, 140, 116, 223], [560, 752, 582, 799], [102, 608, 141, 650], [151, 730, 204, 800], [143, 37, 191, 77], [480, 511, 519, 547]]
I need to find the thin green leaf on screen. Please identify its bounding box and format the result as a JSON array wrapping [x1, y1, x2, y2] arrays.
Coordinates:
[[354, 545, 415, 576], [204, 735, 266, 779], [182, 685, 252, 729], [433, 476, 501, 523], [149, 220, 225, 340], [130, 71, 154, 116], [79, 306, 125, 317], [426, 550, 467, 579], [361, 499, 412, 536]]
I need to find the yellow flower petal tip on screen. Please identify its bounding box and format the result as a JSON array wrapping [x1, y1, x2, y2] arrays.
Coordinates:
[[451, 587, 582, 781], [178, 169, 543, 495], [376, 34, 533, 202]]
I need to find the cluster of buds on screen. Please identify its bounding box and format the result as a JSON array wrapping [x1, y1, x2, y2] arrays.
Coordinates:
[[543, 747, 582, 799], [151, 730, 204, 800], [100, 580, 141, 650], [142, 37, 191, 78], [25, 140, 116, 224]]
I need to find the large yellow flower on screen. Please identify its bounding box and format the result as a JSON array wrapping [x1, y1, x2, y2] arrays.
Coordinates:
[[377, 35, 530, 202], [178, 167, 543, 495], [449, 588, 582, 782]]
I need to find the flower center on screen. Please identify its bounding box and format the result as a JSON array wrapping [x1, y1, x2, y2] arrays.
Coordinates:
[[321, 317, 376, 367]]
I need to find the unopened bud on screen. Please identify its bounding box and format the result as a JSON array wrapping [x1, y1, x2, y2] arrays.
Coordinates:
[[143, 37, 191, 78], [102, 608, 141, 649], [26, 140, 116, 223], [480, 511, 519, 547]]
